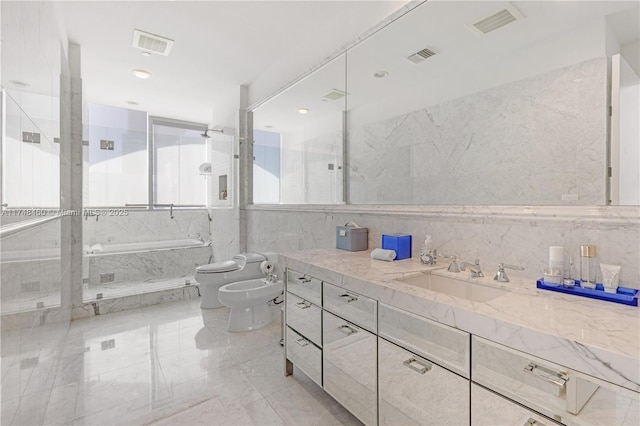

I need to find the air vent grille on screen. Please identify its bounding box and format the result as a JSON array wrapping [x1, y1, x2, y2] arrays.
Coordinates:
[[132, 29, 174, 56], [469, 5, 524, 35], [323, 89, 348, 101], [407, 47, 437, 64]]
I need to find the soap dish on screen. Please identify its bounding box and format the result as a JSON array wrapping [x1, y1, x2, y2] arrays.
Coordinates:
[[536, 279, 638, 307]]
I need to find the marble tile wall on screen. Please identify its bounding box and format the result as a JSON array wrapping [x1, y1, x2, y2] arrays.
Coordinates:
[[82, 210, 210, 246], [349, 57, 607, 205], [245, 206, 640, 290]]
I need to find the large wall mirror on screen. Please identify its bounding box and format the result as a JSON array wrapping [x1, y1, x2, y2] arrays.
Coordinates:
[[252, 0, 639, 206]]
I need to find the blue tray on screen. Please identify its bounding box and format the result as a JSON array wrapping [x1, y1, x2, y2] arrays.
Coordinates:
[[536, 279, 638, 307]]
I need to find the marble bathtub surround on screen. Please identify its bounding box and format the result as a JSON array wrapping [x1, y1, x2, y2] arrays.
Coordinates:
[[280, 248, 640, 393], [1, 209, 213, 318]]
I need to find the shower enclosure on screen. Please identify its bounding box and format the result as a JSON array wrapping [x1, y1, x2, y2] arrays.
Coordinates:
[[80, 106, 233, 302]]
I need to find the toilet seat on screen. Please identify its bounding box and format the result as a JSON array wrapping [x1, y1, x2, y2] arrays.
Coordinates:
[[196, 260, 240, 274]]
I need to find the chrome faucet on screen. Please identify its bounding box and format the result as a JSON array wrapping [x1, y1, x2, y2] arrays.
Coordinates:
[[266, 273, 279, 284], [494, 263, 525, 282], [438, 253, 460, 272], [460, 259, 484, 278]]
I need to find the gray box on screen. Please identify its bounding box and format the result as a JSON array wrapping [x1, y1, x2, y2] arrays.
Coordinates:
[[336, 226, 368, 251]]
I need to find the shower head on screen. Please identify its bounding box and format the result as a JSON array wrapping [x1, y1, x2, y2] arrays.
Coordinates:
[[201, 128, 223, 138]]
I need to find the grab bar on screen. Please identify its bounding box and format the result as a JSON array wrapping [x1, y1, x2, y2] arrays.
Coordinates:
[[124, 203, 205, 219], [0, 215, 61, 240]]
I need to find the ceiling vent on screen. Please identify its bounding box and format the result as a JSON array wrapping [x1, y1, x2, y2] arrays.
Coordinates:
[[323, 89, 348, 101], [468, 4, 524, 35], [132, 29, 174, 56], [407, 47, 437, 64]]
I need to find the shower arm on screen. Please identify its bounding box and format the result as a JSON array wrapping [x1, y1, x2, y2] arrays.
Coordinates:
[[201, 128, 224, 138]]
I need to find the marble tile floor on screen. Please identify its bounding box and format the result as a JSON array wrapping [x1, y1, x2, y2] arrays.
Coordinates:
[[1, 275, 196, 315], [1, 298, 361, 425]]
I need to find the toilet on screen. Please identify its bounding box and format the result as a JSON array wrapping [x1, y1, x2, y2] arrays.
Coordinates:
[[195, 253, 267, 309], [218, 278, 284, 332]]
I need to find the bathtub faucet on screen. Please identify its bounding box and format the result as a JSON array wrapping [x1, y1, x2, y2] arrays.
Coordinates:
[[266, 273, 278, 284]]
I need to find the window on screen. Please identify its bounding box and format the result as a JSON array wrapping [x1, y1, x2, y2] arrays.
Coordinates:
[[85, 103, 148, 207], [253, 129, 281, 203], [83, 106, 208, 208], [151, 119, 208, 206]]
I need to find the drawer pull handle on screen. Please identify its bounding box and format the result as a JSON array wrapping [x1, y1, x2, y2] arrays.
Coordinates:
[[339, 293, 358, 303], [296, 338, 309, 347], [337, 324, 358, 335], [523, 418, 547, 426], [524, 362, 568, 389], [403, 357, 432, 374], [297, 276, 311, 283], [295, 301, 311, 309]]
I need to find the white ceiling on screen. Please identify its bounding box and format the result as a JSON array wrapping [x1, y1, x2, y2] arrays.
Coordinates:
[[46, 0, 407, 126]]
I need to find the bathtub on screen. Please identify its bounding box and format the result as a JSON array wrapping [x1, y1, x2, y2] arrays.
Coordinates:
[[1, 238, 212, 299], [85, 238, 209, 255]]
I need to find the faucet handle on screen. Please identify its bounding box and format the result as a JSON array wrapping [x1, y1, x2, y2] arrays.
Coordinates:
[[439, 253, 460, 273], [494, 263, 525, 282]]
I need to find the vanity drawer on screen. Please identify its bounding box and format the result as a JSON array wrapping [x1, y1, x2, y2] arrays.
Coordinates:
[[471, 383, 560, 426], [323, 310, 377, 426], [379, 303, 470, 378], [323, 282, 376, 333], [473, 336, 640, 425], [286, 268, 322, 306], [286, 292, 322, 347], [472, 336, 572, 422], [379, 337, 470, 425], [286, 326, 322, 387]]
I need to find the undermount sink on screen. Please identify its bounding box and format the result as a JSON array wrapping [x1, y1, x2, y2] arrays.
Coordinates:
[[396, 273, 511, 302]]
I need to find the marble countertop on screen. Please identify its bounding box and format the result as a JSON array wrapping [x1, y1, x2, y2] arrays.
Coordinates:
[[280, 249, 640, 393]]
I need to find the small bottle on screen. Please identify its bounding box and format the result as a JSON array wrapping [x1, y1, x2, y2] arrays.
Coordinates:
[[419, 235, 436, 265], [579, 245, 597, 289]]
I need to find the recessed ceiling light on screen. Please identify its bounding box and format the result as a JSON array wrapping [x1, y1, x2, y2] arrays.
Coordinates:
[[298, 108, 309, 114], [9, 80, 29, 87], [132, 69, 151, 79], [374, 71, 389, 78], [127, 101, 139, 106], [141, 51, 152, 57]]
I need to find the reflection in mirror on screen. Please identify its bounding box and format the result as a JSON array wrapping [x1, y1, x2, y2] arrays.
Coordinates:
[[252, 54, 346, 204], [1, 0, 62, 212], [346, 0, 639, 205], [611, 53, 640, 205]]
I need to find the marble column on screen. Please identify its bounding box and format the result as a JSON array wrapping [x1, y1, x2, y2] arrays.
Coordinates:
[[60, 43, 84, 314], [238, 85, 252, 253]]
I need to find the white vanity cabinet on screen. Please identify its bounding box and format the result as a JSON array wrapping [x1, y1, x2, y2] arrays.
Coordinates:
[[377, 303, 471, 426], [472, 336, 640, 426]]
